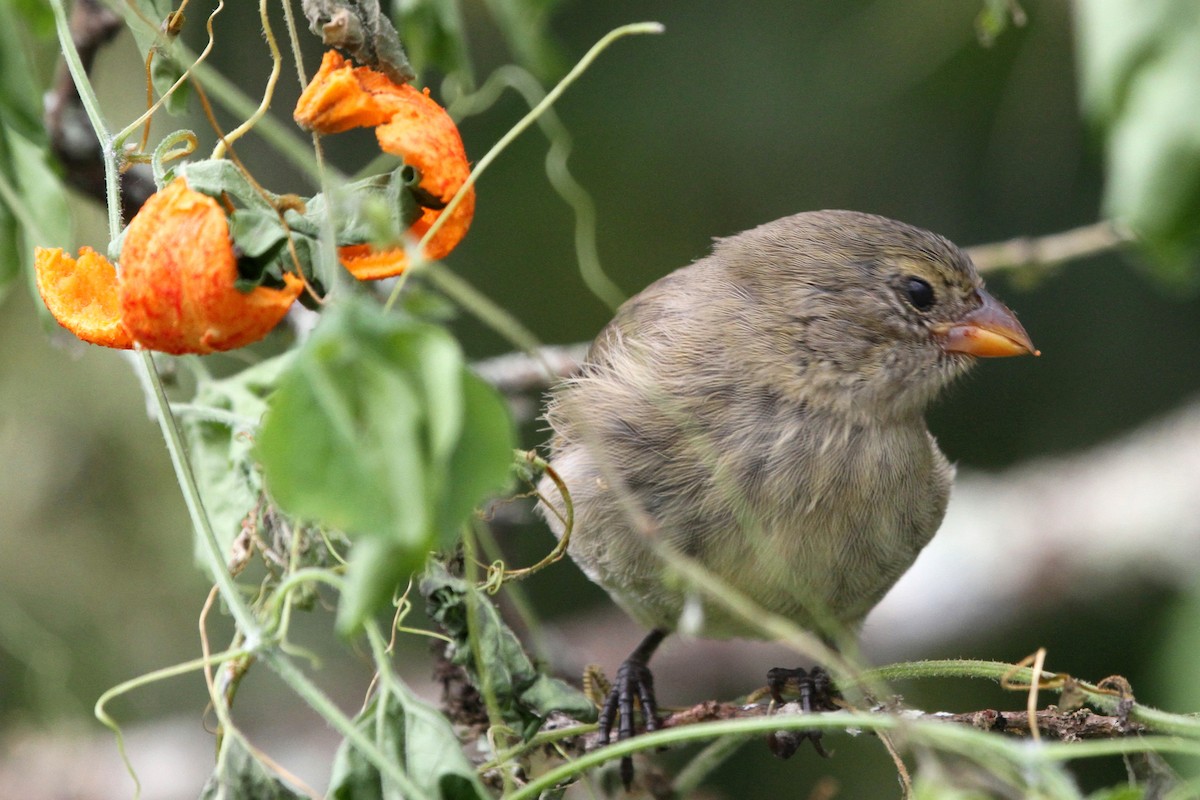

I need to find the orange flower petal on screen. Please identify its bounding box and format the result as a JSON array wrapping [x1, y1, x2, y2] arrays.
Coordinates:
[[34, 246, 134, 349], [337, 243, 408, 281], [294, 50, 407, 133], [119, 179, 303, 355], [374, 88, 471, 205], [410, 188, 476, 261], [374, 89, 475, 265]]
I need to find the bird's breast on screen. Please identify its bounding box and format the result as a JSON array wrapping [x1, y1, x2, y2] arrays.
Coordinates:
[[673, 412, 952, 636]]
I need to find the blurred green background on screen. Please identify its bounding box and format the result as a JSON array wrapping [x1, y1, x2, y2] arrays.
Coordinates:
[[3, 0, 1200, 797]]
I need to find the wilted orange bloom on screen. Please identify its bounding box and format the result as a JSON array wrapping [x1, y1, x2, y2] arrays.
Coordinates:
[[296, 50, 475, 280], [293, 50, 401, 132], [35, 179, 302, 354], [34, 246, 134, 349], [119, 179, 303, 354]]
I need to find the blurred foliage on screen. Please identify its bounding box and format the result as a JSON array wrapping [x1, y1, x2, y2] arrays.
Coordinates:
[[1076, 0, 1200, 287], [393, 0, 567, 90], [975, 0, 1026, 46], [0, 1, 70, 307]]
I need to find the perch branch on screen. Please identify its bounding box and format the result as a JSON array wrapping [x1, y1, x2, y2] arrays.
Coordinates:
[[655, 699, 1145, 743], [967, 219, 1131, 273]]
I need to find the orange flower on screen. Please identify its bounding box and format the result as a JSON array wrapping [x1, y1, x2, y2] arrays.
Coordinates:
[[34, 246, 134, 349], [119, 179, 303, 354], [296, 50, 475, 280], [35, 179, 303, 354]]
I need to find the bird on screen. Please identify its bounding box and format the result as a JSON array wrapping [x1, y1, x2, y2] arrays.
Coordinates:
[[536, 209, 1037, 786]]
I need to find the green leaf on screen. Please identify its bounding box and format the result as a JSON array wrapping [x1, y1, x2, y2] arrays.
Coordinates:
[[437, 372, 516, 535], [180, 160, 278, 214], [256, 298, 516, 633], [1086, 789, 1146, 800], [198, 736, 306, 800], [12, 0, 54, 37], [228, 208, 295, 290], [184, 161, 423, 286], [296, 165, 425, 246], [258, 303, 431, 541], [0, 123, 71, 309], [328, 682, 488, 800], [0, 141, 22, 308], [1076, 0, 1200, 286], [336, 538, 425, 635], [422, 562, 597, 734], [0, 1, 46, 138], [229, 209, 289, 260], [179, 353, 295, 557]]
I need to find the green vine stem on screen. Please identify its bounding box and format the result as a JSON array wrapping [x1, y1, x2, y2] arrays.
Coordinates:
[[93, 646, 254, 795], [49, 0, 120, 237], [863, 659, 1200, 738], [448, 64, 626, 311], [506, 709, 1200, 800]]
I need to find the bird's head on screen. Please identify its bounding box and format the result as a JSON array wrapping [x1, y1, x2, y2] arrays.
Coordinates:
[[715, 210, 1037, 419]]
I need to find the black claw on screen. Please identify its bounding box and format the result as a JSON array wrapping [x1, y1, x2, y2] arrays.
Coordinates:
[[765, 666, 839, 759], [596, 629, 667, 790]]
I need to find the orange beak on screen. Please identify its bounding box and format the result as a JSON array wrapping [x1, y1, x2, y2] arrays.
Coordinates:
[[934, 289, 1039, 358]]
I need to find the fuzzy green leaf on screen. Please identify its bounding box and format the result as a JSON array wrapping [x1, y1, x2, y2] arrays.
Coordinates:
[[437, 372, 516, 534], [328, 683, 488, 800], [198, 737, 306, 799], [256, 298, 515, 633], [179, 353, 295, 557], [257, 301, 431, 542], [422, 562, 597, 734]]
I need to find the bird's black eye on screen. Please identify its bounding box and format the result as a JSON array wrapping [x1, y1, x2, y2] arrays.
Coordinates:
[[903, 277, 935, 311]]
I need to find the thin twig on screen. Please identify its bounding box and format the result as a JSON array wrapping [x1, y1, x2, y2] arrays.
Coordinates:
[[967, 219, 1131, 273]]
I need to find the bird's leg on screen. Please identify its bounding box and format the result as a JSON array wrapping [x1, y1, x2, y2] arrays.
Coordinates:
[[597, 628, 667, 790], [765, 666, 839, 759]]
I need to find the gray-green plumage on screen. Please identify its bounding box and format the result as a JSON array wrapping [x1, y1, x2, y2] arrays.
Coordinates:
[[538, 210, 1012, 639]]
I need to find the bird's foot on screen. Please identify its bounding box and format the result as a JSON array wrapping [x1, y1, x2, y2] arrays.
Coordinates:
[[597, 630, 667, 790], [765, 666, 839, 759]]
